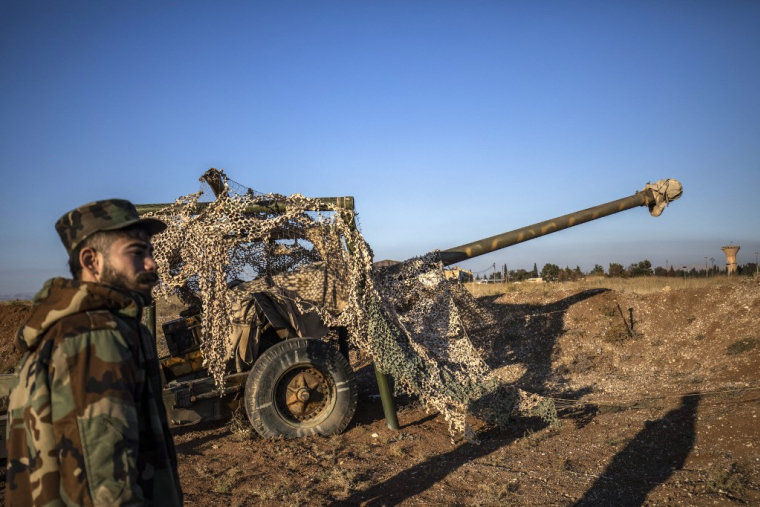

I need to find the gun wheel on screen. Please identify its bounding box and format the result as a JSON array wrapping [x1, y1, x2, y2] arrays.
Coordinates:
[[245, 338, 358, 439]]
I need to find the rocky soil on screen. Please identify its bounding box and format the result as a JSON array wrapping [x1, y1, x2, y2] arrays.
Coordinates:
[[1, 278, 758, 506]]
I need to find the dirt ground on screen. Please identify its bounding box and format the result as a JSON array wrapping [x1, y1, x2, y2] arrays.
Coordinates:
[[1, 278, 758, 506]]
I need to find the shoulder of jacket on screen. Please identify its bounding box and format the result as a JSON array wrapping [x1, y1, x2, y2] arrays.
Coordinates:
[[42, 309, 137, 344]]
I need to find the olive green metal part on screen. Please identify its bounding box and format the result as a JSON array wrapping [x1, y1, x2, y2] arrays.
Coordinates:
[[135, 196, 355, 216], [437, 189, 656, 266], [374, 364, 400, 430]]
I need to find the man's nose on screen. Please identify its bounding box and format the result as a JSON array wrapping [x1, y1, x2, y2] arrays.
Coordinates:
[[145, 254, 158, 272]]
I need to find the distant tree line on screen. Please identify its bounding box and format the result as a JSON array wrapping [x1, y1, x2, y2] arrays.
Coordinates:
[[474, 260, 759, 282]]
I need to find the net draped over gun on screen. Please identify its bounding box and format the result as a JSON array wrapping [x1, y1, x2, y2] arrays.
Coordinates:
[[144, 171, 562, 441]]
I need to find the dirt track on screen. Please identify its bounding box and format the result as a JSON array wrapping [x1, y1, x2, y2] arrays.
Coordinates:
[[1, 278, 758, 505]]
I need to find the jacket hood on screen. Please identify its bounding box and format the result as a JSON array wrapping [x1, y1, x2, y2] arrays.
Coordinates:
[[16, 277, 144, 353]]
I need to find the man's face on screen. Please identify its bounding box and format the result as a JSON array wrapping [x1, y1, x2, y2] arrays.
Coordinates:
[[99, 232, 159, 299]]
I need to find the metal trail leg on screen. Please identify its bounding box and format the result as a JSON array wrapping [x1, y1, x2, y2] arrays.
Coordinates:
[[341, 207, 399, 431], [373, 363, 399, 430]]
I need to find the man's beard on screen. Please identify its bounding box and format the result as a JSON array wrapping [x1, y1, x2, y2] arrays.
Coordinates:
[[100, 264, 159, 300]]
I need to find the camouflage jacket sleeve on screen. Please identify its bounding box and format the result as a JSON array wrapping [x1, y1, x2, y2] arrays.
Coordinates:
[[7, 311, 145, 506]]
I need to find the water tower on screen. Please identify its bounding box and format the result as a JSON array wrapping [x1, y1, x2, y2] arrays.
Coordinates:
[[721, 245, 740, 275]]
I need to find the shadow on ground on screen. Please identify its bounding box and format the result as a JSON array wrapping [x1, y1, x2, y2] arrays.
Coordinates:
[[574, 394, 700, 506], [173, 419, 231, 456], [329, 419, 545, 507], [475, 288, 609, 395]]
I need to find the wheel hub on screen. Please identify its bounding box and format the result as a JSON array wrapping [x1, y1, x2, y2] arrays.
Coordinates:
[[276, 366, 333, 422]]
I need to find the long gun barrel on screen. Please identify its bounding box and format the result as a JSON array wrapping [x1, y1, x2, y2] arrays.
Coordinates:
[[437, 179, 683, 266]]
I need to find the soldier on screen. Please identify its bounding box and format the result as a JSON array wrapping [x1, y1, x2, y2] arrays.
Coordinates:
[[6, 199, 183, 506]]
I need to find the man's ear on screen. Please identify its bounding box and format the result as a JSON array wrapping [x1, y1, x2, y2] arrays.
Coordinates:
[[79, 246, 101, 280]]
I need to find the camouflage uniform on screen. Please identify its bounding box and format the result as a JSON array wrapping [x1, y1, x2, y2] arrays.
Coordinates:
[[6, 200, 182, 506]]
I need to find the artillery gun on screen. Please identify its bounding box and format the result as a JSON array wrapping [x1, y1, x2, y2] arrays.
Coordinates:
[[140, 171, 682, 440], [0, 174, 682, 461]]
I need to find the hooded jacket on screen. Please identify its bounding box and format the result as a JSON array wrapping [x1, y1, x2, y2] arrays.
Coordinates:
[[6, 278, 182, 507]]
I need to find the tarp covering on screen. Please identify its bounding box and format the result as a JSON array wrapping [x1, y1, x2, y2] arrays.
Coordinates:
[[644, 178, 683, 217]]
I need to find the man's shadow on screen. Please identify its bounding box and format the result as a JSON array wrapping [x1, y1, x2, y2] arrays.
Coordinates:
[[574, 394, 700, 506]]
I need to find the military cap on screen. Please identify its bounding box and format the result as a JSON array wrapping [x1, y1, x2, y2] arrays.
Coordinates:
[[55, 199, 167, 253]]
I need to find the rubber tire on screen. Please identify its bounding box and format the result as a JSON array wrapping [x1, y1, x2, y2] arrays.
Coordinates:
[[244, 338, 358, 439]]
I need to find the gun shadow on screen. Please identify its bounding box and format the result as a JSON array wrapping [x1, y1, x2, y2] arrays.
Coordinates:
[[327, 421, 540, 507], [574, 394, 700, 506], [471, 288, 609, 399]]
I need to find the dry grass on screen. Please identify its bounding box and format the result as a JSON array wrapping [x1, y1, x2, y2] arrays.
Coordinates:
[[706, 464, 747, 498], [212, 466, 240, 494], [465, 275, 738, 297], [473, 481, 518, 506], [227, 408, 256, 441]]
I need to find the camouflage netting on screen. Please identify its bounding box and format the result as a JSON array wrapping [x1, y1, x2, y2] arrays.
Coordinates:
[[146, 170, 555, 441]]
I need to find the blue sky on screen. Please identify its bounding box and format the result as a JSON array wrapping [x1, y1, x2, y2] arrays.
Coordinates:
[[1, 1, 759, 294]]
